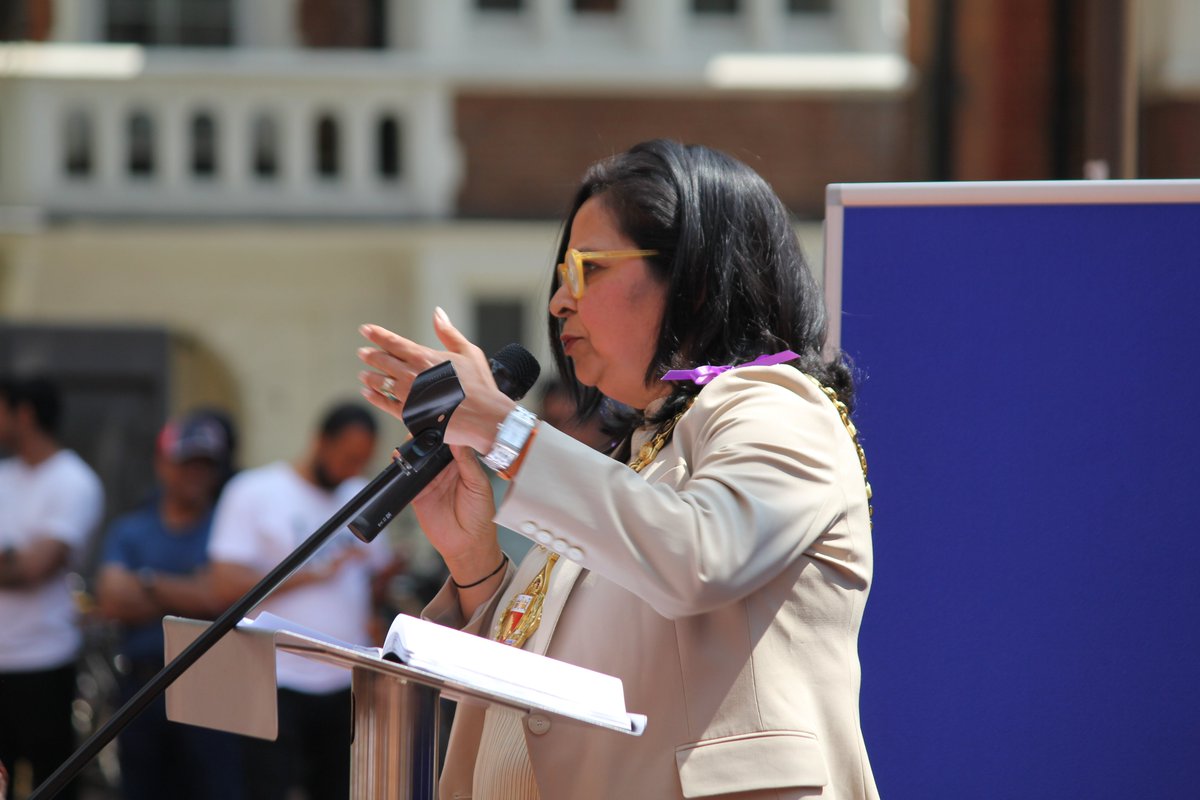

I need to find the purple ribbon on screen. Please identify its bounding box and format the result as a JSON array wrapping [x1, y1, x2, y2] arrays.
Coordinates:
[[661, 350, 801, 385]]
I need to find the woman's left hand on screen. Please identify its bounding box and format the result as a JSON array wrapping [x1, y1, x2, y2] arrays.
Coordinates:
[[358, 308, 515, 454]]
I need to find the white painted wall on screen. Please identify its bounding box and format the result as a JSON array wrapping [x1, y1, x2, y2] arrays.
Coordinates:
[[0, 221, 551, 467], [0, 218, 821, 467]]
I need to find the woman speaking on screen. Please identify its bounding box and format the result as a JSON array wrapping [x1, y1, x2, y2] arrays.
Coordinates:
[[358, 139, 878, 800]]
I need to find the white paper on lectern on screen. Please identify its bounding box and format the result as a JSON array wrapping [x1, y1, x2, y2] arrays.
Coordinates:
[[382, 613, 630, 730], [242, 612, 380, 657], [241, 612, 633, 732]]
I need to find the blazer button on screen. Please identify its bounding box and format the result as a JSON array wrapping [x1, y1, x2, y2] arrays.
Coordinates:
[[520, 521, 538, 536], [526, 714, 552, 736], [550, 539, 568, 554], [567, 546, 584, 561], [535, 529, 553, 545]]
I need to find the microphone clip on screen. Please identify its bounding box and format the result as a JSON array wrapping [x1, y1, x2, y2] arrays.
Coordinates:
[[399, 360, 465, 458], [347, 344, 537, 544]]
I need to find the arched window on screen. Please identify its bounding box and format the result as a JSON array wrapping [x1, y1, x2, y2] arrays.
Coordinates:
[[63, 110, 94, 178], [127, 110, 156, 177], [376, 114, 403, 181], [190, 111, 218, 177], [315, 113, 340, 179], [251, 113, 280, 179]]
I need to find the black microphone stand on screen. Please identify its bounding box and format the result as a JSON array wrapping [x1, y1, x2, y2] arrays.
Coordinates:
[[31, 362, 470, 800]]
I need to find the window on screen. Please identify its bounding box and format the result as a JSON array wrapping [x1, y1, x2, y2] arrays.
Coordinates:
[[127, 111, 156, 177], [190, 111, 218, 177], [0, 2, 30, 39], [298, 0, 388, 49], [477, 0, 523, 10], [693, 0, 739, 13], [63, 111, 94, 179], [105, 0, 233, 46], [251, 114, 279, 180], [107, 0, 154, 44], [474, 299, 525, 365], [377, 115, 404, 181], [315, 114, 340, 179], [787, 0, 832, 12], [367, 0, 387, 48], [573, 0, 620, 12]]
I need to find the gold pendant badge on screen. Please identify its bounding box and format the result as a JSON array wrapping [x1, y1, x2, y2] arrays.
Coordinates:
[[494, 551, 559, 648]]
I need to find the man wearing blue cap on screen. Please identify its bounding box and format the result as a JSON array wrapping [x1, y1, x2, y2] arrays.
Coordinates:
[[95, 411, 243, 800]]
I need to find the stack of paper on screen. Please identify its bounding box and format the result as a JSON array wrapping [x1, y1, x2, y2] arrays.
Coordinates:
[[382, 613, 630, 730], [241, 611, 633, 731]]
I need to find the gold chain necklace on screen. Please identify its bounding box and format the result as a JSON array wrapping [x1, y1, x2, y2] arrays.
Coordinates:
[[805, 375, 873, 523], [631, 384, 870, 518], [627, 398, 696, 474]]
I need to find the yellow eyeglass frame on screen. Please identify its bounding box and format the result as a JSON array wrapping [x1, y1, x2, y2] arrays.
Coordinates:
[[556, 249, 659, 300]]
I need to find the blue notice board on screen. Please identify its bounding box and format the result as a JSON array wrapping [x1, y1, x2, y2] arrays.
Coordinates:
[[824, 181, 1200, 799]]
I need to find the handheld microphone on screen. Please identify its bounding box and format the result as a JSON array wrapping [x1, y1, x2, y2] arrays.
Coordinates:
[[348, 343, 540, 542]]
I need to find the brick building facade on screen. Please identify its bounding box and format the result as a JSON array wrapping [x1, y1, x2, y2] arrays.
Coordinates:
[[4, 0, 1194, 221]]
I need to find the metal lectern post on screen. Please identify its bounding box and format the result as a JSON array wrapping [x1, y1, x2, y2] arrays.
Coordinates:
[[350, 667, 439, 799], [163, 618, 445, 800]]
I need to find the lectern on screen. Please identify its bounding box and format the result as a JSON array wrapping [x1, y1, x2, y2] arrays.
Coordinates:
[[163, 617, 646, 800]]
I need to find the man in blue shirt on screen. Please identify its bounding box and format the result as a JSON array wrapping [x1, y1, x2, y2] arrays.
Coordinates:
[[96, 411, 242, 800]]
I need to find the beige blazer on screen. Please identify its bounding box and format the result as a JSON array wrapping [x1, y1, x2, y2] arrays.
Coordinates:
[[424, 365, 878, 800]]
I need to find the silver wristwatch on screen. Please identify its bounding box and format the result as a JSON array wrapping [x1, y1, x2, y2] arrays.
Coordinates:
[[483, 405, 538, 473]]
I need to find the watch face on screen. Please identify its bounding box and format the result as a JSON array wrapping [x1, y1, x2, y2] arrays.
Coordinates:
[[503, 410, 535, 443], [487, 408, 537, 472]]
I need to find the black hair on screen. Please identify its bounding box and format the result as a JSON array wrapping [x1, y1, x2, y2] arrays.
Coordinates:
[[0, 376, 62, 436], [318, 402, 378, 438], [538, 377, 603, 426], [547, 139, 855, 432], [538, 378, 585, 411]]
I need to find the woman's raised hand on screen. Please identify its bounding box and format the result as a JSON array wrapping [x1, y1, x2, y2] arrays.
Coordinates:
[[358, 310, 511, 609], [358, 308, 515, 454]]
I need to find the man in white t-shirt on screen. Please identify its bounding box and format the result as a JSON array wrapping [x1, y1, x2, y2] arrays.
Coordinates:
[[0, 377, 104, 800], [209, 402, 398, 800]]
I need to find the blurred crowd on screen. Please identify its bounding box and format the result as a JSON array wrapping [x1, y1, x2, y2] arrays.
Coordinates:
[[0, 374, 608, 800]]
